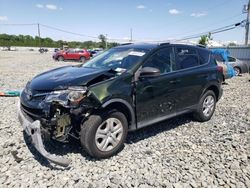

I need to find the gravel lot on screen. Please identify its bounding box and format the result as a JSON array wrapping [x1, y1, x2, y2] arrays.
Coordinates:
[[0, 51, 250, 188]]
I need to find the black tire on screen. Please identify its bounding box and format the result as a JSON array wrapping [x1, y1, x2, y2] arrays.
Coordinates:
[[80, 110, 128, 158], [234, 67, 241, 76], [58, 56, 64, 61], [80, 56, 86, 63], [193, 90, 216, 122]]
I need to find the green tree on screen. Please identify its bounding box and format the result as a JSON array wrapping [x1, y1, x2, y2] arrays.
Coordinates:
[[0, 33, 120, 49], [98, 34, 107, 49], [228, 42, 237, 47], [198, 33, 212, 46]]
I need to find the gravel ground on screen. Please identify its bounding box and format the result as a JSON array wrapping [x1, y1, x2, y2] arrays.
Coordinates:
[[0, 51, 250, 188]]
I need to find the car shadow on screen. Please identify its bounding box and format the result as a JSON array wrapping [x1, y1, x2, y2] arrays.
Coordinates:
[[126, 113, 193, 144], [23, 113, 193, 169]]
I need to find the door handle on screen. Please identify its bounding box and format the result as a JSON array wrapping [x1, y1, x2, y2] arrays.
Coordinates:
[[169, 79, 180, 84], [198, 74, 209, 78]]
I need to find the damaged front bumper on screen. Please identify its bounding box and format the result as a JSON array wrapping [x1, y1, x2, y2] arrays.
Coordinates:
[[17, 103, 71, 167]]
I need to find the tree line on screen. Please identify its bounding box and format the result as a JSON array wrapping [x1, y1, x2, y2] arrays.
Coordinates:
[[0, 33, 119, 49]]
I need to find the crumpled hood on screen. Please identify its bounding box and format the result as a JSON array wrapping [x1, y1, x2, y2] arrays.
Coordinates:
[[29, 65, 111, 91]]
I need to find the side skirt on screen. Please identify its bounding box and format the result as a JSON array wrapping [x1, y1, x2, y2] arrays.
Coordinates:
[[134, 107, 196, 131]]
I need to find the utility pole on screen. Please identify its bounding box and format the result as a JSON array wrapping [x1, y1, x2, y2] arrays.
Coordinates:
[[244, 0, 250, 45], [130, 28, 133, 42], [105, 34, 108, 49], [37, 23, 41, 49]]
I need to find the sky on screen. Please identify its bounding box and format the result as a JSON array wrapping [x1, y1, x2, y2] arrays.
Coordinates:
[[0, 0, 249, 44]]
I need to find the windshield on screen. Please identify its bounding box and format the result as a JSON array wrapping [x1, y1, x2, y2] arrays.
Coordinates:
[[83, 48, 148, 73]]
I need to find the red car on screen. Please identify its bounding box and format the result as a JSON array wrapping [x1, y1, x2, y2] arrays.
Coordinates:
[[53, 49, 91, 62]]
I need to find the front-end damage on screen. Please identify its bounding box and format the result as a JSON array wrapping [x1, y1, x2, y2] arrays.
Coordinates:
[[19, 85, 103, 167], [18, 68, 132, 167]]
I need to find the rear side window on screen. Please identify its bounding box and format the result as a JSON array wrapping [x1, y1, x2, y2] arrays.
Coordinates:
[[198, 49, 210, 65], [176, 47, 199, 69], [67, 49, 75, 53]]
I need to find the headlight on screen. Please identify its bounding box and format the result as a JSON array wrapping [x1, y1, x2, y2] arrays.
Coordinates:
[[44, 87, 87, 106], [67, 87, 87, 104]]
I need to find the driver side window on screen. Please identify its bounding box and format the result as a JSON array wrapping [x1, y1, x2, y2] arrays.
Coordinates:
[[142, 47, 176, 74]]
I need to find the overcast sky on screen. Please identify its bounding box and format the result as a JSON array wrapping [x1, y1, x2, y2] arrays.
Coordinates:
[[0, 0, 248, 44]]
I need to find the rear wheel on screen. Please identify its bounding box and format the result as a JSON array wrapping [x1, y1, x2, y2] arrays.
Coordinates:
[[58, 56, 64, 61], [80, 110, 128, 158], [193, 90, 216, 122], [234, 67, 241, 76]]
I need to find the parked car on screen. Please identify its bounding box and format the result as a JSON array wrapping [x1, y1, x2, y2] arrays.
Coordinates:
[[18, 43, 223, 167], [227, 56, 249, 76], [54, 48, 59, 52], [88, 49, 103, 57], [53, 48, 91, 62], [211, 49, 236, 81], [39, 48, 48, 53]]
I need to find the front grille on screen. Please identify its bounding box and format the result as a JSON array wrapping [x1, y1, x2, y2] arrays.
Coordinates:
[[21, 104, 44, 120]]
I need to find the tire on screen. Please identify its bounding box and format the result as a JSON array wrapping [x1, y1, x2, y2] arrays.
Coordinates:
[[58, 56, 64, 61], [193, 90, 216, 122], [80, 56, 86, 63], [80, 110, 128, 158], [234, 67, 241, 76]]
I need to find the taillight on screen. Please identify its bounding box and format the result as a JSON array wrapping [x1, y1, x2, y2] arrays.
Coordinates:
[[217, 66, 223, 73]]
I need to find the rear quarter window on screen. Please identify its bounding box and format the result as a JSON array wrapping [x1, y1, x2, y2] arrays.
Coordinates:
[[198, 49, 210, 65]]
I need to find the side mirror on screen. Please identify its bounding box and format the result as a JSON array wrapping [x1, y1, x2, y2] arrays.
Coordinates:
[[140, 67, 160, 78]]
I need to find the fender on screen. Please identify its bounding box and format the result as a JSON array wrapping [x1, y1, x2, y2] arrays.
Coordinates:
[[201, 81, 222, 101], [102, 98, 137, 131]]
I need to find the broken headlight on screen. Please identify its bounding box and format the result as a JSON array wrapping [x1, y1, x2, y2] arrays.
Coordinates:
[[44, 87, 87, 106], [67, 87, 87, 105]]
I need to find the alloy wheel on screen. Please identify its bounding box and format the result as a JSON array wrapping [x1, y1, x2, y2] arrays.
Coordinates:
[[202, 95, 215, 117], [95, 118, 124, 152]]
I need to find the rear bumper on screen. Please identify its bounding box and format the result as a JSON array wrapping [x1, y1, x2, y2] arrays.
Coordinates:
[[18, 102, 71, 167]]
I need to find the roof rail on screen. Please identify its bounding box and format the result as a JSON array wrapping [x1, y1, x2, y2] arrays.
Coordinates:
[[196, 44, 207, 48], [119, 43, 133, 46], [159, 42, 170, 46]]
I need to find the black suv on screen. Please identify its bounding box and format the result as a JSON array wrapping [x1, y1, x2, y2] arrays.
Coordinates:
[[18, 43, 223, 166]]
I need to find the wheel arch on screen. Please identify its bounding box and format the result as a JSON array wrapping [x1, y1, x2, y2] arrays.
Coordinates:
[[203, 84, 220, 101], [234, 66, 241, 73], [101, 99, 136, 131]]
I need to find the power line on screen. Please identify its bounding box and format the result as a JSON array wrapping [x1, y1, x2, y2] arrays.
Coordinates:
[[0, 21, 245, 43], [40, 24, 99, 39], [0, 23, 37, 26], [175, 21, 244, 41], [170, 13, 244, 39]]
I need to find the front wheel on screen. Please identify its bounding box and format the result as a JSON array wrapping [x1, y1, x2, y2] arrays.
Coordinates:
[[80, 110, 128, 158], [193, 90, 216, 122], [58, 56, 64, 61]]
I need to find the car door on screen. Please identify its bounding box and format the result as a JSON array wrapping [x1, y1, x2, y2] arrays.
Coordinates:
[[135, 47, 179, 128], [66, 49, 76, 60], [173, 45, 210, 112]]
